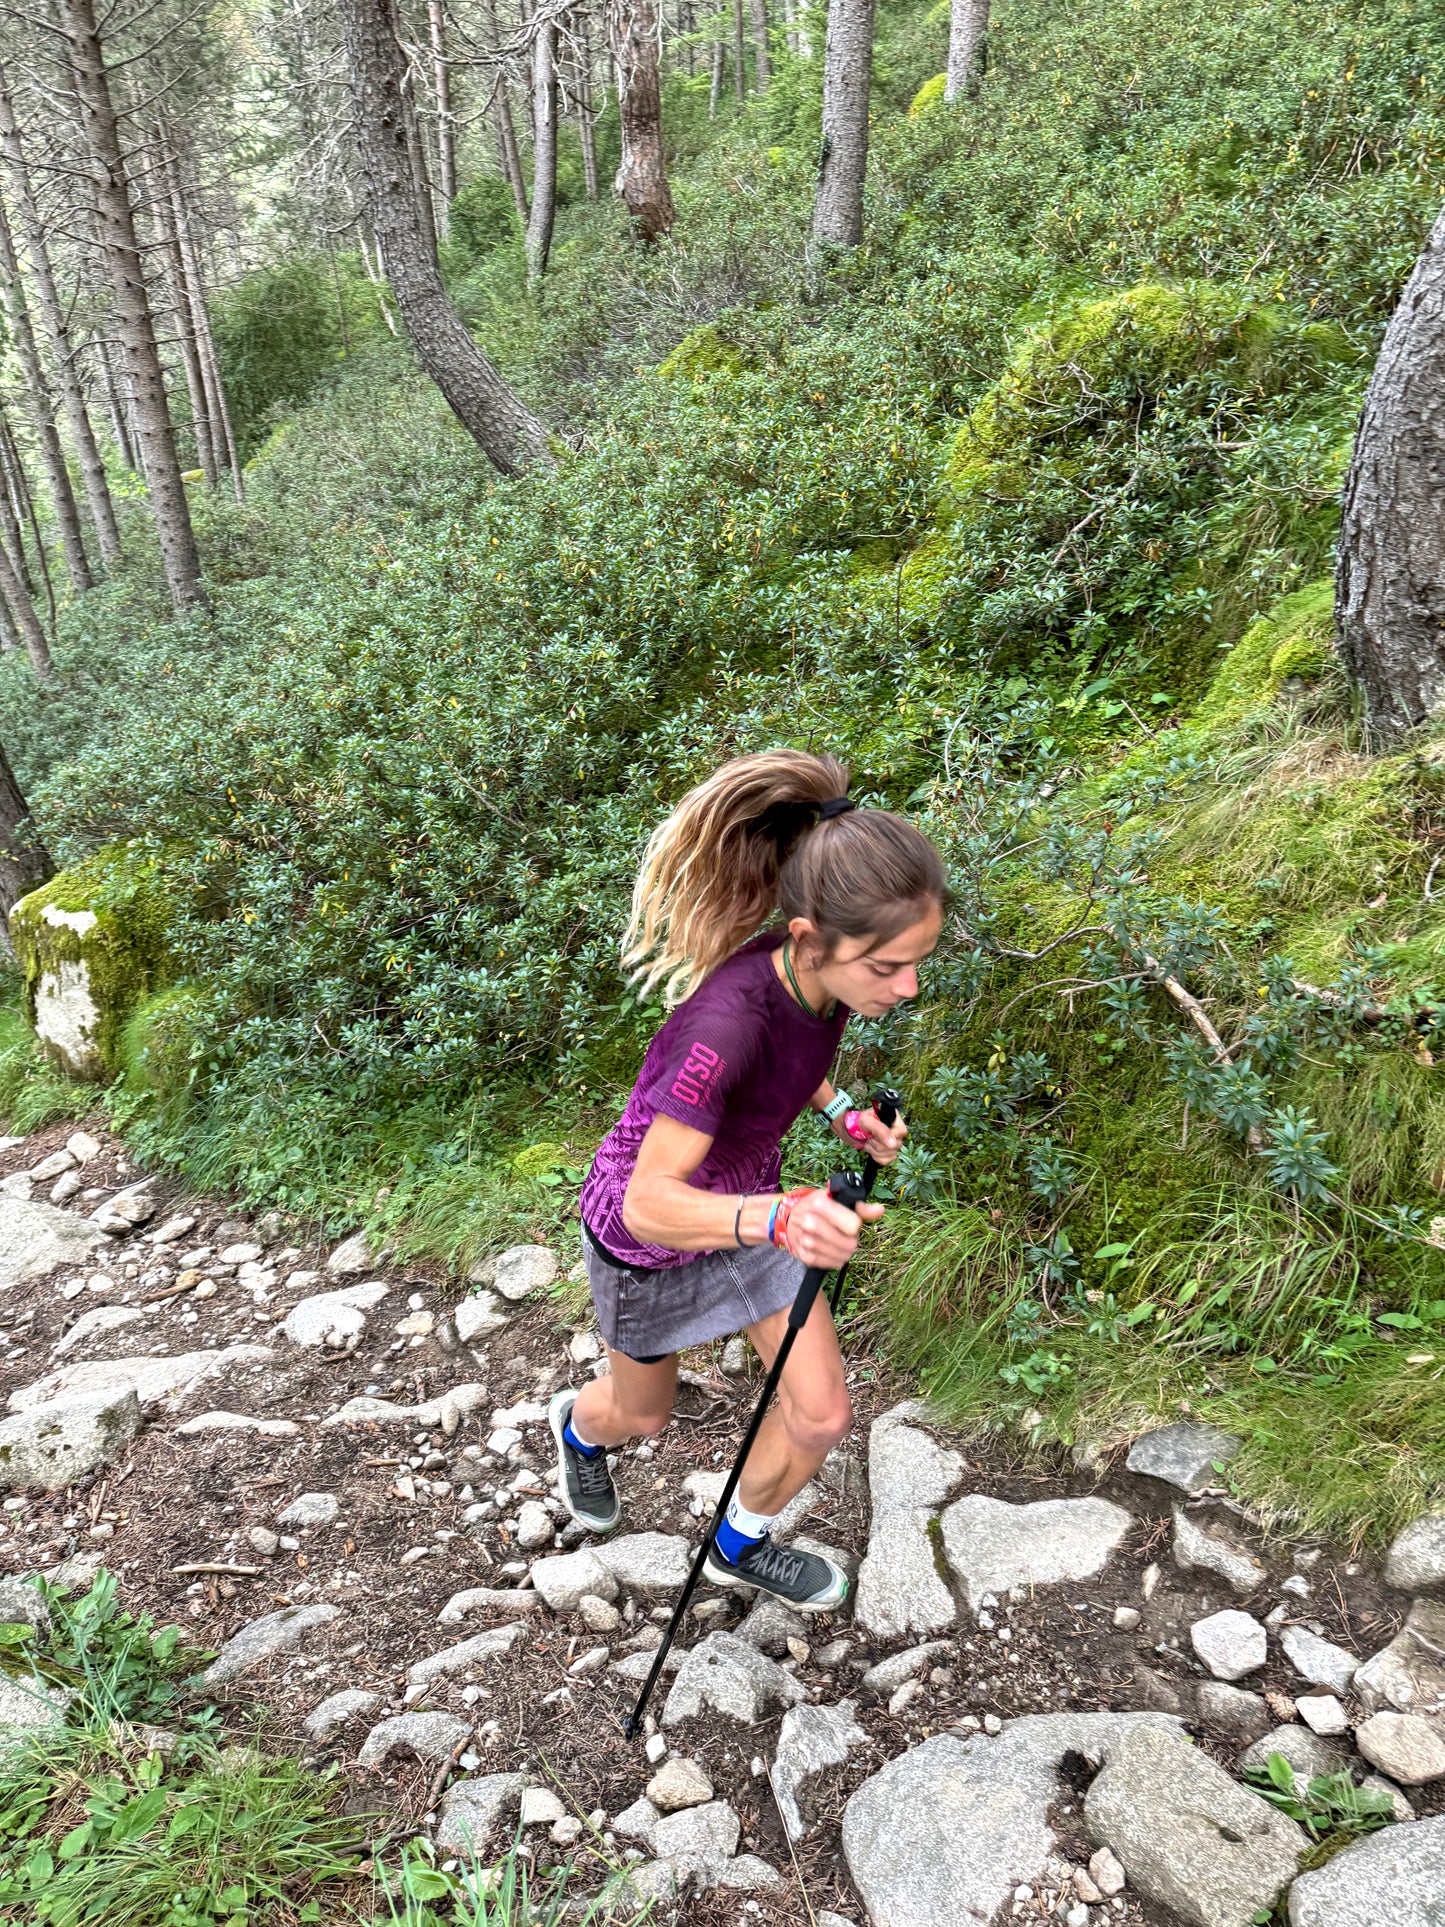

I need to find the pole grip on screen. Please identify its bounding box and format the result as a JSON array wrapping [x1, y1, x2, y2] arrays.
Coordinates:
[[786, 1170, 864, 1330]]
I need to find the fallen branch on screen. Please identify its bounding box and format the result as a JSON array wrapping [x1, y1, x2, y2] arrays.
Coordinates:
[[1139, 950, 1263, 1151], [169, 1562, 262, 1578]]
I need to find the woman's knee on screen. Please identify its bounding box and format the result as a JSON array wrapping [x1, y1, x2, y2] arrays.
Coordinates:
[[783, 1388, 852, 1460], [630, 1403, 673, 1440]]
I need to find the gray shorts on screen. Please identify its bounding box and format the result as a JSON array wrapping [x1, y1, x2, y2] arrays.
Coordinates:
[[583, 1232, 805, 1359]]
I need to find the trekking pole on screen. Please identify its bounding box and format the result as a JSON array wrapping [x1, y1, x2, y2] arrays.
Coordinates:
[[621, 1167, 870, 1740], [828, 1086, 904, 1315]]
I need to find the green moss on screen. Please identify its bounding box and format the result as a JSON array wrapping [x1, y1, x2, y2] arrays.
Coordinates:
[[511, 1139, 568, 1178], [10, 844, 175, 1081], [116, 983, 204, 1102], [1198, 578, 1336, 718], [657, 325, 755, 383], [909, 73, 948, 116]]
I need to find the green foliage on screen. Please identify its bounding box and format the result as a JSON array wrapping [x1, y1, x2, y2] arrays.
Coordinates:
[[0, 981, 81, 1133], [1244, 1752, 1396, 1850], [908, 73, 947, 116]]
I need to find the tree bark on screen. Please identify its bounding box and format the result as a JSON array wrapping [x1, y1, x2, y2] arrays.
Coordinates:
[[1337, 200, 1445, 734], [0, 65, 120, 571], [811, 0, 875, 248], [427, 0, 458, 229], [749, 0, 770, 90], [149, 138, 219, 489], [56, 0, 205, 613], [162, 137, 243, 501], [709, 35, 723, 116], [731, 0, 746, 100], [486, 0, 530, 222], [1, 409, 55, 642], [0, 195, 92, 594], [524, 13, 557, 281], [609, 0, 675, 239], [338, 0, 551, 472], [944, 0, 988, 101], [0, 513, 51, 681], [94, 327, 137, 472], [0, 735, 52, 918], [572, 20, 599, 201]]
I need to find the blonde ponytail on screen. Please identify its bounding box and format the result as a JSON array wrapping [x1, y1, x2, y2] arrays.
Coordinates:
[[623, 749, 945, 1004]]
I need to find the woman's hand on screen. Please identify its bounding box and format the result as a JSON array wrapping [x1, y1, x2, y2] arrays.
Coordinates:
[[780, 1187, 884, 1268], [838, 1106, 908, 1166]]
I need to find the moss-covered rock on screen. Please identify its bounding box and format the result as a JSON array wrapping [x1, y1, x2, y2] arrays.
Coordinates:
[[657, 324, 756, 383], [1197, 578, 1336, 719], [9, 845, 173, 1081]]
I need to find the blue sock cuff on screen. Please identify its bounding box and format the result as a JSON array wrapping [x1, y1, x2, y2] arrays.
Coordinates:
[[563, 1416, 604, 1460], [714, 1514, 766, 1565]]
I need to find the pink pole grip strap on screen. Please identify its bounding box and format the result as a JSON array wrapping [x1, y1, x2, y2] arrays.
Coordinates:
[[843, 1110, 872, 1144]]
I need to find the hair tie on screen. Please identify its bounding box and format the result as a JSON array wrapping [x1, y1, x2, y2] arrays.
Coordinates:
[[818, 795, 856, 820]]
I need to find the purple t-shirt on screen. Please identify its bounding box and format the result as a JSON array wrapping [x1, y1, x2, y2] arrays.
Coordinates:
[[579, 934, 849, 1269]]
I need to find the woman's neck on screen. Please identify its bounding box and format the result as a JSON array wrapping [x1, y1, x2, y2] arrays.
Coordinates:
[[775, 935, 835, 1019]]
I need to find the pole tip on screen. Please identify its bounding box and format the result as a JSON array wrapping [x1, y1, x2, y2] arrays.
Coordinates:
[[622, 1714, 638, 1740]]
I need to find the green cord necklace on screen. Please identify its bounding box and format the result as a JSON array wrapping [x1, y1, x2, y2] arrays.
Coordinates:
[[782, 938, 837, 1020]]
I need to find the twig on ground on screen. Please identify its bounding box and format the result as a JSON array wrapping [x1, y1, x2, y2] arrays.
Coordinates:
[[1140, 948, 1264, 1151], [426, 1730, 472, 1807], [170, 1562, 262, 1577]]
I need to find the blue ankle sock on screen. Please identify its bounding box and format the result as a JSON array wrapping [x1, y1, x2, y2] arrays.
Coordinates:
[[563, 1416, 604, 1460], [714, 1493, 774, 1565]]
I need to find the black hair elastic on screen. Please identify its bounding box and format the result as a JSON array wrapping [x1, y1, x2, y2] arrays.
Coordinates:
[[818, 795, 856, 820]]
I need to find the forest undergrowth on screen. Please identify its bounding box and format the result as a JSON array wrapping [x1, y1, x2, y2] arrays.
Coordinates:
[[5, 0, 1445, 1541]]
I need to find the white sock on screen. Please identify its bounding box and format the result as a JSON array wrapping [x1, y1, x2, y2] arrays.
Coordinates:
[[721, 1492, 775, 1545]]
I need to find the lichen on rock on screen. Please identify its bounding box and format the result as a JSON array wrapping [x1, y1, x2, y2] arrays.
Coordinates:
[[9, 842, 174, 1080]]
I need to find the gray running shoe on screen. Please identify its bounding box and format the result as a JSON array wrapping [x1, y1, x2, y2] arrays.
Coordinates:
[[703, 1533, 849, 1611], [549, 1389, 620, 1533]]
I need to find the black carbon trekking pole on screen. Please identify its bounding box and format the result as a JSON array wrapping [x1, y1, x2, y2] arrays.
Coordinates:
[[622, 1167, 870, 1740], [828, 1087, 903, 1315]]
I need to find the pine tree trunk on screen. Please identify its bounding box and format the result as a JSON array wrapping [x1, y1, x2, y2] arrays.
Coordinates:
[[57, 0, 205, 613], [731, 0, 746, 100], [944, 0, 988, 101], [1, 410, 56, 640], [339, 0, 552, 472], [811, 0, 874, 247], [0, 65, 120, 571], [0, 515, 51, 681], [0, 735, 52, 917], [95, 328, 138, 472], [574, 22, 599, 201], [428, 0, 458, 229], [1337, 201, 1445, 735], [163, 137, 244, 501], [709, 36, 723, 115], [486, 0, 530, 222], [609, 0, 676, 239], [524, 14, 557, 280], [149, 139, 219, 488], [750, 0, 771, 89], [0, 195, 92, 594]]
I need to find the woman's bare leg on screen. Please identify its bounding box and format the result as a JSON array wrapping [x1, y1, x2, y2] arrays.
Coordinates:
[[570, 1348, 678, 1445], [734, 1293, 851, 1517]]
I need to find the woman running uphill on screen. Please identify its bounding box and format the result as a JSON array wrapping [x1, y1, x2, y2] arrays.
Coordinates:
[[549, 749, 945, 1612]]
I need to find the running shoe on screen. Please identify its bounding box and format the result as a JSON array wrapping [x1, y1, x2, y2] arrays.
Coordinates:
[[548, 1389, 620, 1533], [702, 1533, 849, 1611]]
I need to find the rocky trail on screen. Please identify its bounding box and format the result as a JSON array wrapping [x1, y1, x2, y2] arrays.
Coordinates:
[[1, 1118, 1443, 1926]]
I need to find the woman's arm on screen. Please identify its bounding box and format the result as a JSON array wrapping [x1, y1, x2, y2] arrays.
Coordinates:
[[808, 1080, 908, 1164], [621, 1113, 879, 1263]]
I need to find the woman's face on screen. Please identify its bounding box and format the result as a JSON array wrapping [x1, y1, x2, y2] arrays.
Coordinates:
[[796, 899, 944, 1018]]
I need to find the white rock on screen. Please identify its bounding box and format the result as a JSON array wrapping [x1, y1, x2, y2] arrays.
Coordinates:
[[29, 1150, 77, 1182], [395, 1311, 434, 1337], [1126, 1422, 1242, 1494], [148, 1215, 198, 1246], [405, 1623, 526, 1693], [1171, 1506, 1266, 1594], [0, 1669, 69, 1762], [579, 1593, 622, 1632], [282, 1284, 390, 1351], [1354, 1599, 1445, 1720], [326, 1232, 374, 1274], [1382, 1512, 1445, 1592], [514, 1500, 552, 1550], [529, 1549, 618, 1612], [653, 1797, 742, 1866], [276, 1492, 339, 1528], [53, 1304, 143, 1357], [855, 1405, 964, 1641], [1296, 1695, 1350, 1737], [436, 1772, 527, 1853], [11, 1344, 273, 1417], [0, 1389, 143, 1489], [492, 1245, 558, 1301], [1287, 1811, 1445, 1925], [646, 1755, 714, 1812], [612, 1795, 662, 1848], [520, 1786, 566, 1827], [204, 1603, 342, 1685], [454, 1291, 510, 1344], [940, 1494, 1133, 1612], [65, 1131, 102, 1164], [860, 1642, 951, 1698], [1280, 1625, 1359, 1694], [593, 1531, 692, 1593], [0, 1194, 103, 1292], [358, 1709, 469, 1768], [219, 1243, 263, 1266], [1355, 1711, 1445, 1784], [1190, 1609, 1268, 1681], [662, 1632, 806, 1728], [487, 1426, 522, 1454], [175, 1411, 301, 1438], [438, 1587, 540, 1625], [303, 1689, 381, 1739], [772, 1699, 867, 1839], [89, 1185, 155, 1232], [1089, 1846, 1126, 1897], [569, 1329, 603, 1364], [249, 1527, 280, 1555]]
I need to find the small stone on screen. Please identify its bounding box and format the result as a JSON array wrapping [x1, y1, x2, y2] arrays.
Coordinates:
[[579, 1594, 622, 1632], [860, 1642, 951, 1698], [437, 1586, 539, 1624], [983, 1712, 1002, 1734], [303, 1688, 381, 1739], [644, 1732, 667, 1764], [454, 1291, 510, 1344], [326, 1232, 373, 1274], [652, 1798, 741, 1864], [29, 1149, 77, 1182], [395, 1310, 434, 1337], [568, 1645, 609, 1677], [662, 1632, 806, 1727], [646, 1756, 714, 1812], [1113, 1606, 1141, 1632], [0, 1576, 50, 1638], [1197, 1682, 1272, 1744], [358, 1709, 469, 1768], [1296, 1694, 1350, 1737], [1280, 1625, 1358, 1694], [1073, 1869, 1102, 1903], [520, 1786, 566, 1827], [53, 1304, 143, 1357], [248, 1526, 280, 1556], [276, 1492, 339, 1528], [611, 1796, 662, 1849], [888, 1679, 922, 1716], [436, 1772, 527, 1853], [529, 1551, 619, 1612], [721, 1336, 748, 1374], [568, 1329, 603, 1364], [550, 1814, 582, 1847], [1088, 1846, 1126, 1897], [1190, 1608, 1268, 1681], [737, 1595, 809, 1658], [204, 1603, 342, 1685], [405, 1624, 525, 1693], [1126, 1422, 1242, 1493], [1355, 1597, 1445, 1720], [66, 1131, 102, 1164], [1355, 1710, 1445, 1785], [219, 1243, 263, 1266], [1238, 1726, 1348, 1779], [514, 1500, 552, 1550], [1065, 1906, 1089, 1927], [592, 1531, 692, 1594], [49, 1172, 83, 1205], [282, 1284, 390, 1351], [941, 1493, 1134, 1613]]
